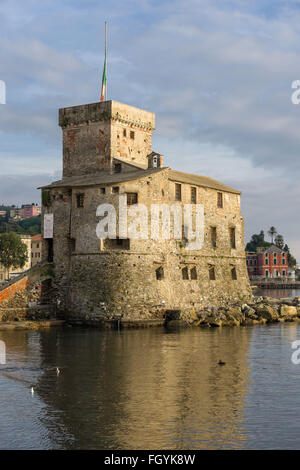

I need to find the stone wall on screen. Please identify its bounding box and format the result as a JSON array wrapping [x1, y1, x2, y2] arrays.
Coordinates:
[[43, 168, 251, 324], [0, 264, 55, 322]]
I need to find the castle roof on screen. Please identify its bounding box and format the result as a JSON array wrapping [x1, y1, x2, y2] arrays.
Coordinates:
[[40, 166, 240, 194], [168, 170, 241, 195], [40, 167, 165, 189]]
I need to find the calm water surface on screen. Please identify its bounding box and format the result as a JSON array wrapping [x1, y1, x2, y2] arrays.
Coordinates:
[[255, 287, 300, 299], [1, 322, 300, 450]]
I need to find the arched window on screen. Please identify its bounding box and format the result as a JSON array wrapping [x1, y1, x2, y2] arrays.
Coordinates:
[[231, 267, 237, 280], [209, 266, 216, 280], [156, 266, 164, 280]]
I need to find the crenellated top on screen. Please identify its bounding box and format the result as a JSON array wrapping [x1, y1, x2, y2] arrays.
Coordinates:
[[59, 100, 155, 130]]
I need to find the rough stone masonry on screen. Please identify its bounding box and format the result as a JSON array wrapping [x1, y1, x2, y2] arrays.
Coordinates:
[[40, 100, 252, 325]]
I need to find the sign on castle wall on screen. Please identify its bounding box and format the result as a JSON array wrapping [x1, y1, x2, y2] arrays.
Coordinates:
[[44, 214, 53, 239]]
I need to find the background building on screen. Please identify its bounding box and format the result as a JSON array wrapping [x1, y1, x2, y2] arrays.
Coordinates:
[[246, 245, 288, 279], [22, 204, 41, 219], [31, 234, 42, 266], [9, 205, 41, 221]]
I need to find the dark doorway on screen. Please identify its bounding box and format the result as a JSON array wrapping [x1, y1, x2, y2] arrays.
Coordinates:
[[47, 239, 53, 262]]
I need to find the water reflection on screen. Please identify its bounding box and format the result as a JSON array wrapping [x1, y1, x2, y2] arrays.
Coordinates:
[[32, 327, 253, 449], [255, 288, 300, 299], [2, 323, 300, 449]]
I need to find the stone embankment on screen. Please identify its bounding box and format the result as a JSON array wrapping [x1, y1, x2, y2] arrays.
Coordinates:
[[176, 296, 300, 327], [0, 262, 56, 327]]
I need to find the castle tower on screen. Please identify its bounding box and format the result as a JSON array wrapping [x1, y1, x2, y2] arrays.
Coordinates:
[[59, 100, 155, 178]]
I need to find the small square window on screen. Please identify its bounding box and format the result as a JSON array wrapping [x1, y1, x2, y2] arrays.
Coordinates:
[[229, 227, 236, 249], [190, 266, 197, 280], [217, 192, 223, 208], [130, 131, 135, 139], [156, 266, 164, 280], [211, 227, 217, 248], [100, 188, 105, 194], [114, 163, 122, 173], [209, 266, 216, 280], [112, 187, 119, 194], [126, 192, 138, 205], [175, 183, 181, 201], [76, 193, 84, 208], [182, 266, 189, 280], [191, 187, 196, 204]]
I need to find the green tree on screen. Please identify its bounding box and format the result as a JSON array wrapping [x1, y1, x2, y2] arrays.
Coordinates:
[[268, 226, 277, 243], [283, 244, 297, 268], [0, 233, 28, 279], [288, 255, 297, 268], [246, 230, 270, 252]]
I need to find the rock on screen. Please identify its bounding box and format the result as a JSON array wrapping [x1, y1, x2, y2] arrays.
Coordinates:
[[241, 303, 250, 312], [226, 307, 243, 323], [280, 305, 297, 317], [244, 307, 257, 320], [256, 304, 279, 322]]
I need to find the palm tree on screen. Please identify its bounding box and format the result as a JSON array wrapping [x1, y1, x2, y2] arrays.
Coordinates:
[[268, 226, 277, 244]]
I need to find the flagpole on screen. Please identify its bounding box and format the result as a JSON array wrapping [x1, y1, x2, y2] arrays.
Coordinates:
[[105, 21, 107, 101], [100, 22, 107, 102]]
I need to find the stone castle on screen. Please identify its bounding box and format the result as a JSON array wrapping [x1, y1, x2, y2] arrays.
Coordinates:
[[41, 100, 252, 325]]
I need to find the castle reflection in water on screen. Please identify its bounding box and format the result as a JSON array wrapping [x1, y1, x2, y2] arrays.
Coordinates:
[[33, 326, 252, 449]]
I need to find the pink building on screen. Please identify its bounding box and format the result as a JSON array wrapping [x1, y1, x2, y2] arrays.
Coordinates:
[[22, 205, 41, 219]]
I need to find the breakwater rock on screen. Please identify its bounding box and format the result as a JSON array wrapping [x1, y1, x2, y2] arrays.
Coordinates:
[[175, 296, 300, 328]]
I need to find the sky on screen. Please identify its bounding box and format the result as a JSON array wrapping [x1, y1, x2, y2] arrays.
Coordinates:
[[0, 0, 300, 258]]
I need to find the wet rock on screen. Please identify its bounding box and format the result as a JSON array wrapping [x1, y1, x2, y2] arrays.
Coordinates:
[[191, 297, 300, 329], [280, 305, 297, 317], [243, 307, 258, 320], [256, 304, 279, 322]]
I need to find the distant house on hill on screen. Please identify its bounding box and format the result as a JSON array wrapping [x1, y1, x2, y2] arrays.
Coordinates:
[[246, 245, 288, 279], [31, 234, 42, 267]]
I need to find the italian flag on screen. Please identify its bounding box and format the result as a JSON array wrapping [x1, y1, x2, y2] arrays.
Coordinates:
[[100, 52, 107, 102]]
